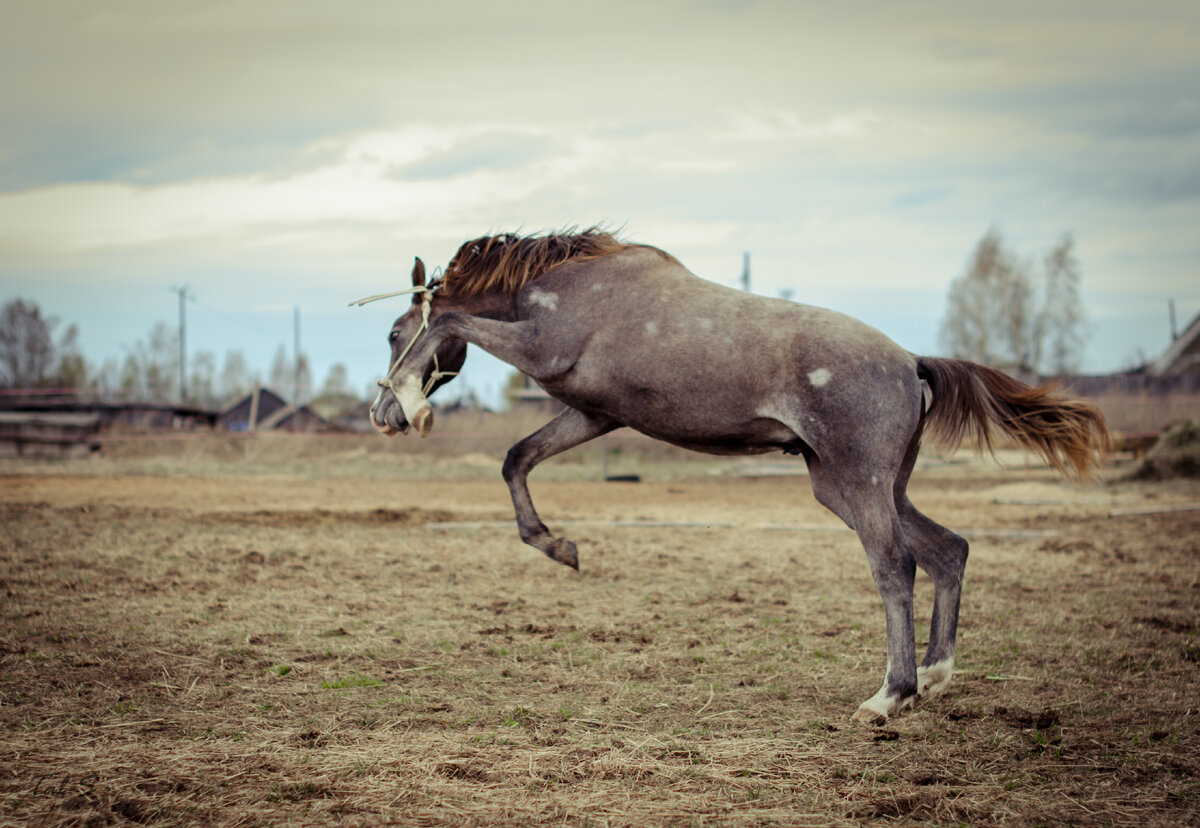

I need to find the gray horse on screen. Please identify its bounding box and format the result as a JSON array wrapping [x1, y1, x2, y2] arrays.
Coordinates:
[[362, 229, 1108, 723]]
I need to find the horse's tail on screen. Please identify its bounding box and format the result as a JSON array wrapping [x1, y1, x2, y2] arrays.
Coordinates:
[[916, 357, 1111, 478]]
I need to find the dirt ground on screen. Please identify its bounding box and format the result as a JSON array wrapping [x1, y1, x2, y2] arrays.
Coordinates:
[[1, 435, 1198, 826]]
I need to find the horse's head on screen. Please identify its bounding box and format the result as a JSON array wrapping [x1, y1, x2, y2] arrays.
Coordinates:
[[369, 257, 467, 437]]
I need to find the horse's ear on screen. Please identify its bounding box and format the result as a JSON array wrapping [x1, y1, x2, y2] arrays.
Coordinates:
[[411, 257, 426, 289]]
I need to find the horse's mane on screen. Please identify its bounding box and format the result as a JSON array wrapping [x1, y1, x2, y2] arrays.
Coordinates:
[[440, 227, 648, 297]]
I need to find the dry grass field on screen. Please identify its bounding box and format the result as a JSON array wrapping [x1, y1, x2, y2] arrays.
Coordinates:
[[1, 432, 1198, 826]]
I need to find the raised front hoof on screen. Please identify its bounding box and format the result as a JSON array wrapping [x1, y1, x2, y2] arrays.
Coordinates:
[[544, 538, 578, 570]]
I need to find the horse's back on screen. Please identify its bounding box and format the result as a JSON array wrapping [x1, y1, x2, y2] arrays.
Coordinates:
[[531, 246, 921, 447], [549, 245, 916, 375]]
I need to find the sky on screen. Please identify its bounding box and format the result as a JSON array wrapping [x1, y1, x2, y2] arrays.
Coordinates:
[[2, 0, 1198, 407]]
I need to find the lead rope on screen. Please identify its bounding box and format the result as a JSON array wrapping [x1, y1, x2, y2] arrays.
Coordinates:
[[348, 284, 458, 400]]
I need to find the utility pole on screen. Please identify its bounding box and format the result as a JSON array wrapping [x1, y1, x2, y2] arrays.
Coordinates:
[[293, 305, 301, 405], [170, 285, 192, 403]]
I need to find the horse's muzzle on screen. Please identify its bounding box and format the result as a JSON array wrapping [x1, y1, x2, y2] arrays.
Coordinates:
[[370, 386, 407, 436]]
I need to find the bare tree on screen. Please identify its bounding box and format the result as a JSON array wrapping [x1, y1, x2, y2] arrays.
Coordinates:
[[269, 343, 291, 393], [268, 343, 311, 401], [119, 352, 143, 398], [0, 299, 56, 387], [1038, 235, 1086, 375], [114, 322, 181, 401], [53, 324, 88, 389], [320, 362, 350, 397], [143, 322, 179, 401], [939, 229, 1087, 375], [220, 350, 251, 400], [189, 350, 217, 406], [95, 357, 120, 399], [938, 229, 1031, 369], [310, 362, 356, 417]]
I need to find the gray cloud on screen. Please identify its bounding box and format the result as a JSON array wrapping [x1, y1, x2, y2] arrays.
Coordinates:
[[0, 119, 362, 191], [388, 131, 564, 181]]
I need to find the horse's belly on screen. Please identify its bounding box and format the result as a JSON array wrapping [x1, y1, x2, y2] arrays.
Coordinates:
[[636, 427, 807, 457], [547, 372, 804, 455]]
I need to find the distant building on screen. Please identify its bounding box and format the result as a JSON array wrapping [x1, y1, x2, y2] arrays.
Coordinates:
[[218, 387, 289, 432], [1150, 312, 1200, 377], [259, 403, 330, 433], [508, 375, 564, 415], [217, 387, 332, 433], [331, 399, 375, 433], [0, 411, 101, 457], [0, 388, 217, 430]]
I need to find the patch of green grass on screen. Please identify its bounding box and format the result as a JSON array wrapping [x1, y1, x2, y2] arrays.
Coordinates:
[[862, 770, 897, 784], [501, 706, 536, 727], [110, 700, 138, 717]]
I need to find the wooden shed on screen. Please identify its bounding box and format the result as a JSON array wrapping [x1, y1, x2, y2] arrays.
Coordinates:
[[0, 412, 101, 457], [1151, 312, 1200, 377], [217, 388, 288, 432]]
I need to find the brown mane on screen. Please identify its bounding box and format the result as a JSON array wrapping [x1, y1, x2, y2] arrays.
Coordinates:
[[440, 227, 641, 297]]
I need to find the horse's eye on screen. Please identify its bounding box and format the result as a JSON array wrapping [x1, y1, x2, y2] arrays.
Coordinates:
[[389, 330, 400, 344]]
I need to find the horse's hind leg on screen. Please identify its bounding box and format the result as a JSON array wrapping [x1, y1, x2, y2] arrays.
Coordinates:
[[808, 453, 919, 722], [892, 425, 969, 698], [847, 488, 919, 723], [898, 499, 968, 697], [806, 452, 920, 721], [503, 407, 615, 569]]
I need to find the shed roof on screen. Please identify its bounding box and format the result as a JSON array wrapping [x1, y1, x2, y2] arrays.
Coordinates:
[[1150, 312, 1200, 376]]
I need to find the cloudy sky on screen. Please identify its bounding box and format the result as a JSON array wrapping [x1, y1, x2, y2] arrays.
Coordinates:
[[2, 1, 1198, 406]]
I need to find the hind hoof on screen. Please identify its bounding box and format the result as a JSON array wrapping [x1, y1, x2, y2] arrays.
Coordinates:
[[917, 657, 954, 698], [851, 706, 889, 726], [853, 684, 914, 724]]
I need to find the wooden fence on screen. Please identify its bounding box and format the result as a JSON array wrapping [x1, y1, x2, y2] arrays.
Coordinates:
[[0, 412, 102, 457]]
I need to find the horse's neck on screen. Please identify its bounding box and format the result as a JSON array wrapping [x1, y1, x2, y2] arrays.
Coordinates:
[[439, 288, 520, 321]]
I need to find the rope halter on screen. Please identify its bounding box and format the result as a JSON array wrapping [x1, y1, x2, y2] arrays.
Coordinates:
[[348, 283, 459, 402]]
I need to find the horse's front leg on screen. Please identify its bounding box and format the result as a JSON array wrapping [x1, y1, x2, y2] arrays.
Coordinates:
[[503, 408, 616, 569]]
